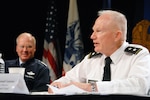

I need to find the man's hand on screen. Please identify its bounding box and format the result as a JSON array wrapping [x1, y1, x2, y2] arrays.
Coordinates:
[[48, 81, 97, 93], [48, 82, 70, 93], [70, 81, 92, 92], [48, 86, 53, 93]]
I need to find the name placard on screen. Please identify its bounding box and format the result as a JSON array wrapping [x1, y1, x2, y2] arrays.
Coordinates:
[[0, 73, 29, 94]]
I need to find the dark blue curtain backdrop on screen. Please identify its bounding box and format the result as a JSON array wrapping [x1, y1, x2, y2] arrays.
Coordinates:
[[0, 0, 148, 62], [144, 0, 150, 21], [144, 0, 150, 34]]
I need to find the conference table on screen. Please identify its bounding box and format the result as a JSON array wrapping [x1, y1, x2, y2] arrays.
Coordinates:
[[0, 93, 150, 100], [1, 74, 150, 100]]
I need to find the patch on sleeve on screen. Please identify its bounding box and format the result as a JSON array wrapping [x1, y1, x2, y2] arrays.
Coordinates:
[[124, 46, 142, 54], [88, 52, 102, 58]]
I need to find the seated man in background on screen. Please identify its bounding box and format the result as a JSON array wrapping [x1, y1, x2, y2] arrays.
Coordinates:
[[5, 32, 50, 92]]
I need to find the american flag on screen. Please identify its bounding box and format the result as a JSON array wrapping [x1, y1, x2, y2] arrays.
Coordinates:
[[62, 0, 84, 75], [42, 0, 60, 82]]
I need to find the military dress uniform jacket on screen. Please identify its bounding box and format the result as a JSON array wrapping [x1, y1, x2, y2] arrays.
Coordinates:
[[5, 58, 50, 92]]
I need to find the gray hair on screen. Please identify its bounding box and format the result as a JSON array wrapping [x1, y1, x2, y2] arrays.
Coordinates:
[[98, 10, 127, 41], [16, 32, 36, 46]]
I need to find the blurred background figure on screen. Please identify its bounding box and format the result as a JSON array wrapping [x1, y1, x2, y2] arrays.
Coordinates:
[[5, 32, 50, 92]]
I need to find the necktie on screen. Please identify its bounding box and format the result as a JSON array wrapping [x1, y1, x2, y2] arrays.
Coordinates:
[[102, 57, 112, 81]]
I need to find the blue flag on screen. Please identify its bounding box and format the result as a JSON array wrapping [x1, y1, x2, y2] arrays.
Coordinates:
[[62, 0, 84, 75]]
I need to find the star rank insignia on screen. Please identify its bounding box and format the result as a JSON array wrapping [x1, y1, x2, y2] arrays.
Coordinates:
[[125, 46, 142, 54], [88, 52, 102, 58]]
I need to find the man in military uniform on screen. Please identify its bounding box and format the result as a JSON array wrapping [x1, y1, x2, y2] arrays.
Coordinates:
[[5, 32, 50, 92], [48, 10, 150, 95]]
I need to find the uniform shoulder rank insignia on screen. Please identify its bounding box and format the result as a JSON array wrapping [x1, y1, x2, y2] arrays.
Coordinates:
[[88, 52, 102, 58], [125, 46, 142, 54]]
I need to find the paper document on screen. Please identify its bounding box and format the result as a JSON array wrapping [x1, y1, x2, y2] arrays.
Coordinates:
[[0, 73, 29, 94], [47, 84, 87, 95]]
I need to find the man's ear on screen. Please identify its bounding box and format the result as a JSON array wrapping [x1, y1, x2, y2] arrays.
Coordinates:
[[114, 31, 122, 41]]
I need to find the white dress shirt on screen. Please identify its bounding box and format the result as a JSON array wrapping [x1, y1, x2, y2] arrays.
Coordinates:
[[55, 41, 150, 95]]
